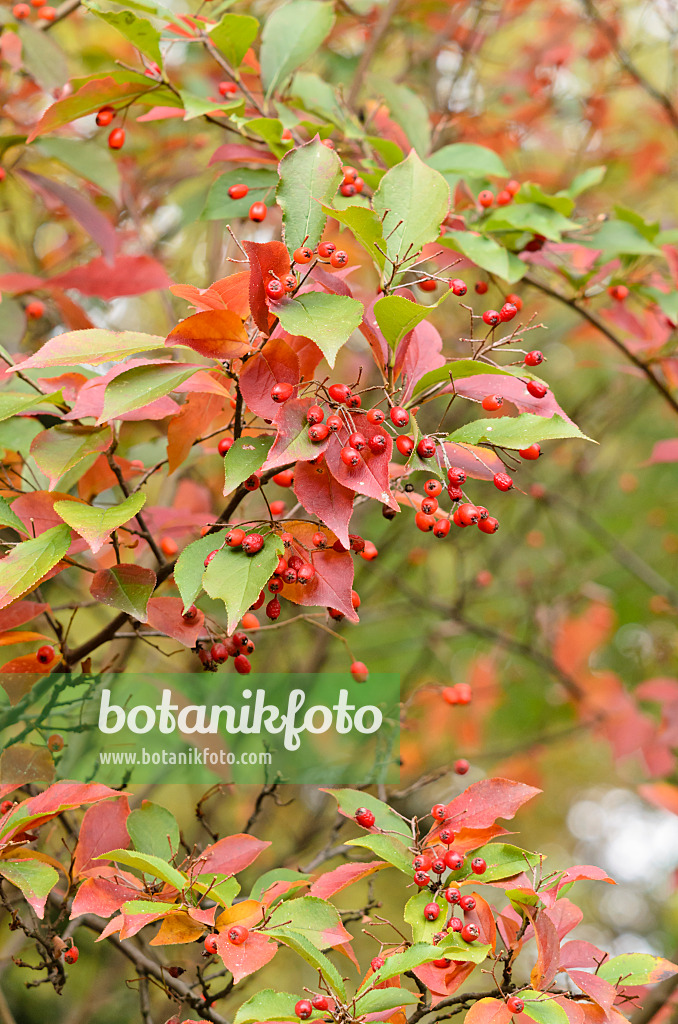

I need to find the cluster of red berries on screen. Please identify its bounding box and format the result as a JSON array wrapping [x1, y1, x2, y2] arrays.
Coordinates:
[[12, 0, 56, 21], [94, 106, 127, 150], [407, 467, 504, 537], [337, 164, 365, 198], [227, 182, 269, 223], [476, 179, 521, 209], [198, 627, 255, 675], [441, 683, 472, 705], [292, 240, 349, 269], [203, 924, 247, 956], [294, 996, 330, 1019]]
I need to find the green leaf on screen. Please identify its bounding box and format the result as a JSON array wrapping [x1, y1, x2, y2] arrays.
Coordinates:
[[585, 219, 662, 258], [483, 203, 579, 241], [192, 874, 240, 908], [174, 532, 225, 612], [97, 848, 186, 891], [203, 536, 284, 633], [598, 954, 678, 987], [37, 138, 121, 200], [266, 928, 346, 1000], [439, 935, 491, 964], [223, 436, 275, 496], [0, 524, 71, 610], [455, 844, 541, 883], [427, 143, 509, 180], [372, 78, 430, 155], [366, 943, 451, 986], [85, 4, 162, 64], [562, 165, 606, 198], [372, 150, 449, 266], [250, 868, 310, 902], [178, 90, 241, 121], [120, 899, 174, 917], [31, 425, 113, 491], [319, 203, 386, 270], [0, 858, 59, 915], [54, 493, 146, 555], [642, 287, 678, 322], [210, 13, 259, 68], [413, 359, 544, 397], [441, 230, 526, 283], [290, 72, 356, 132], [277, 136, 343, 254], [404, 889, 448, 943], [90, 563, 156, 621], [0, 497, 25, 535], [354, 988, 421, 1014], [614, 204, 660, 242], [203, 168, 278, 220], [373, 291, 452, 349], [127, 801, 180, 861], [277, 293, 363, 368], [12, 328, 164, 370], [520, 992, 570, 1024], [27, 71, 158, 142], [515, 183, 575, 216], [16, 24, 68, 94], [235, 990, 322, 1024], [0, 391, 64, 422], [260, 1, 335, 97], [345, 834, 412, 875], [323, 787, 411, 840], [447, 413, 593, 449], [100, 363, 198, 422], [246, 116, 291, 158], [265, 895, 344, 951], [366, 135, 405, 168]]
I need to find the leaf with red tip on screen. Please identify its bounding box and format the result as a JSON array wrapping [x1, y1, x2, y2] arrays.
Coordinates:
[[0, 857, 58, 919], [0, 525, 71, 611], [73, 796, 131, 878], [444, 778, 541, 829], [70, 873, 145, 919], [215, 930, 278, 983], [7, 329, 164, 371], [90, 564, 156, 622], [31, 424, 113, 491], [27, 72, 158, 142], [0, 602, 49, 631], [1, 782, 120, 841], [239, 337, 300, 421], [190, 834, 271, 879], [524, 906, 561, 990], [293, 459, 354, 547], [559, 940, 608, 971], [54, 493, 146, 555], [264, 396, 331, 469], [279, 520, 357, 621], [166, 309, 250, 360], [464, 998, 513, 1024], [567, 971, 617, 1013], [242, 240, 292, 334], [323, 412, 398, 510]]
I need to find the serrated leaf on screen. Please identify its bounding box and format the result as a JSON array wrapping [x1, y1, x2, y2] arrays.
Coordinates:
[[235, 990, 321, 1024], [454, 844, 541, 883], [210, 13, 259, 68], [223, 436, 275, 496], [484, 203, 579, 242], [520, 992, 570, 1024], [260, 1, 335, 97], [0, 497, 25, 534], [373, 291, 452, 349], [127, 801, 180, 861], [346, 835, 412, 875], [203, 536, 284, 633], [319, 203, 386, 270], [323, 787, 411, 840], [266, 928, 346, 1000], [277, 293, 363, 368], [192, 874, 240, 908], [85, 4, 162, 64], [0, 391, 64, 422], [27, 71, 159, 143], [54, 493, 146, 554], [447, 413, 593, 449], [441, 230, 526, 283], [31, 425, 113, 491], [372, 150, 449, 266], [89, 564, 156, 621], [203, 168, 278, 220], [0, 858, 59, 919], [277, 136, 343, 254], [96, 848, 186, 891], [9, 328, 163, 370], [366, 943, 454, 987], [598, 953, 678, 986], [427, 143, 509, 180], [0, 524, 71, 610], [404, 889, 448, 943], [354, 988, 421, 1014], [100, 363, 199, 422], [174, 532, 226, 612], [413, 360, 544, 397], [515, 183, 575, 216], [265, 895, 347, 951]]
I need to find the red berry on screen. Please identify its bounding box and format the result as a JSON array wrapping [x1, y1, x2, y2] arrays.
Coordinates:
[[519, 443, 541, 460], [218, 81, 238, 96], [506, 293, 523, 310], [507, 997, 525, 1015], [351, 661, 369, 682], [307, 404, 325, 425], [204, 934, 218, 954], [64, 945, 79, 964], [1, 800, 13, 814], [461, 923, 479, 943], [499, 302, 518, 322], [506, 180, 521, 196], [526, 380, 548, 399], [455, 758, 470, 775], [265, 279, 285, 301], [226, 528, 245, 547], [478, 516, 499, 534], [431, 803, 446, 822], [609, 284, 629, 301], [460, 894, 476, 911], [242, 533, 264, 555], [424, 479, 443, 497], [243, 474, 260, 491], [228, 183, 249, 200], [340, 182, 357, 196], [218, 437, 234, 456], [366, 408, 385, 425], [342, 166, 359, 183], [431, 856, 447, 874], [493, 472, 513, 491], [295, 1000, 313, 1020], [228, 925, 248, 944], [330, 250, 348, 268], [421, 496, 438, 515], [211, 643, 229, 663], [96, 106, 115, 126], [293, 247, 314, 264], [433, 957, 452, 968], [424, 902, 440, 921], [282, 273, 297, 291], [414, 869, 431, 887], [308, 424, 329, 447], [47, 733, 64, 751], [390, 406, 409, 428], [38, 5, 55, 17], [348, 431, 367, 451], [496, 189, 512, 206], [455, 682, 472, 704], [478, 190, 494, 207], [450, 279, 467, 296], [273, 468, 294, 486], [444, 850, 464, 871], [419, 278, 437, 292], [367, 433, 388, 455], [433, 519, 450, 538], [482, 395, 503, 411], [182, 604, 198, 621], [445, 887, 461, 904], [271, 381, 294, 403], [524, 350, 543, 366], [312, 531, 328, 548], [341, 446, 361, 467], [266, 597, 281, 620], [482, 310, 501, 327], [360, 540, 378, 560], [234, 654, 251, 674], [458, 503, 479, 525], [313, 996, 329, 1011], [325, 414, 342, 432], [371, 956, 386, 970], [354, 177, 365, 193], [355, 807, 375, 828], [475, 281, 488, 294], [471, 857, 487, 874], [415, 511, 435, 532], [328, 383, 352, 404], [317, 241, 337, 259], [249, 202, 267, 222], [108, 128, 125, 150], [13, 3, 30, 16], [396, 436, 414, 457], [447, 467, 466, 486], [36, 645, 55, 665], [417, 437, 437, 459]]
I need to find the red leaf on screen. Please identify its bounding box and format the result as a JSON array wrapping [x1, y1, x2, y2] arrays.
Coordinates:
[[541, 898, 583, 939], [444, 374, 576, 422], [0, 272, 45, 293], [293, 459, 355, 547], [274, 328, 324, 379], [207, 272, 251, 319], [167, 392, 225, 474], [525, 906, 561, 990], [146, 597, 205, 646], [136, 106, 186, 121], [568, 971, 617, 1014], [189, 834, 270, 878], [18, 170, 117, 264], [554, 997, 586, 1024], [1, 782, 119, 841], [309, 861, 386, 900], [264, 396, 331, 469], [165, 310, 250, 360], [464, 998, 513, 1024], [0, 602, 49, 631], [397, 321, 445, 400], [560, 941, 609, 970], [323, 412, 398, 511], [70, 873, 144, 919], [239, 337, 300, 421], [214, 930, 277, 983], [425, 824, 509, 852], [27, 75, 157, 143], [242, 240, 292, 334], [414, 960, 477, 1002], [209, 144, 277, 165], [465, 892, 497, 951], [49, 255, 171, 299], [279, 520, 358, 621], [73, 796, 130, 878], [645, 439, 678, 464], [443, 778, 541, 830], [638, 781, 678, 816], [63, 359, 180, 423]]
